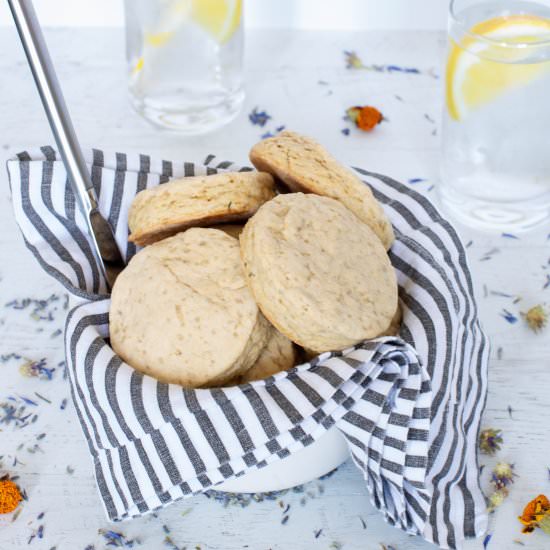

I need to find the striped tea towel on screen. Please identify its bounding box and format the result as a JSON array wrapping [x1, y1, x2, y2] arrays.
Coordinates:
[[7, 147, 489, 549]]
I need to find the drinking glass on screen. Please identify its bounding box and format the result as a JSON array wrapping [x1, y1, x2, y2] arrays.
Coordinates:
[[440, 0, 550, 231], [124, 0, 245, 134]]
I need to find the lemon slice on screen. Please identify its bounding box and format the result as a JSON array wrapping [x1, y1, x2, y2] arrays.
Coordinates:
[[446, 15, 550, 121], [192, 0, 242, 43], [132, 0, 241, 74]]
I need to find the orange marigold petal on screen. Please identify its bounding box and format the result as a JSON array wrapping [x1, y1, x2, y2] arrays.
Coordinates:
[[519, 495, 550, 532], [356, 106, 383, 131], [0, 480, 23, 514]]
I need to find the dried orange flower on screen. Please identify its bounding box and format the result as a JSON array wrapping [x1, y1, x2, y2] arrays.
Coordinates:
[[346, 106, 383, 131], [519, 494, 550, 534], [521, 305, 548, 333], [0, 479, 23, 514]]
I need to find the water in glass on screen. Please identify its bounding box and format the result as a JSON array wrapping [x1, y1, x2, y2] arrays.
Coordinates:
[[124, 0, 245, 134], [440, 0, 550, 231]]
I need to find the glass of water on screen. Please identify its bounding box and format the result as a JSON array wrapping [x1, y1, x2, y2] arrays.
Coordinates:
[[124, 0, 245, 134], [440, 0, 550, 231]]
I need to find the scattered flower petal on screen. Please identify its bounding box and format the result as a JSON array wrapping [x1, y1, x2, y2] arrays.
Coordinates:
[[519, 494, 550, 534], [248, 108, 271, 127], [34, 392, 51, 404], [521, 305, 548, 332], [344, 50, 365, 69], [479, 428, 503, 456], [344, 51, 425, 76], [479, 247, 500, 261], [0, 478, 23, 514], [491, 462, 516, 491], [488, 488, 508, 512], [500, 309, 518, 324], [98, 529, 140, 548], [346, 106, 383, 131], [18, 358, 55, 380]]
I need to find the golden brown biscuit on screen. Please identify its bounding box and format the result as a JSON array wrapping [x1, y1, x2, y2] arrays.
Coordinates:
[[212, 224, 244, 239], [110, 228, 270, 388], [238, 327, 296, 383], [240, 193, 398, 353], [128, 172, 275, 246], [377, 303, 402, 337], [249, 131, 394, 249]]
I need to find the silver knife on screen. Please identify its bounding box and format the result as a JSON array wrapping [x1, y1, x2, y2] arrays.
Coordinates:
[[7, 0, 125, 290]]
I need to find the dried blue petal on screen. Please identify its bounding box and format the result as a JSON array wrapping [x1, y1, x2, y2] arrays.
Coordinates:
[[500, 309, 518, 324], [248, 108, 271, 127], [18, 395, 38, 406], [98, 529, 139, 548]]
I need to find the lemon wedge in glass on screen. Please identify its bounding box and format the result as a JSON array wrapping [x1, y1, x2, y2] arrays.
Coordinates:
[[446, 15, 550, 121], [133, 0, 242, 74], [192, 0, 242, 43]]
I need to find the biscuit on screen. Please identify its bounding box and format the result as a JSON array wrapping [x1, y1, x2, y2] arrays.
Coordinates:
[[238, 327, 296, 383], [377, 303, 402, 337], [128, 172, 276, 246], [110, 228, 270, 388], [249, 131, 394, 249], [212, 224, 244, 240], [240, 193, 398, 353], [303, 304, 402, 358]]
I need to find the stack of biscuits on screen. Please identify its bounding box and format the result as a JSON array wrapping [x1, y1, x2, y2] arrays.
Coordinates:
[[109, 131, 400, 389]]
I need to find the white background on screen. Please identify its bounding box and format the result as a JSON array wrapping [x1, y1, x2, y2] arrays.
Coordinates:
[[0, 0, 449, 29]]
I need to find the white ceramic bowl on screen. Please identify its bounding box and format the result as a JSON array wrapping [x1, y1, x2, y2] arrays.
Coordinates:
[[217, 428, 349, 492]]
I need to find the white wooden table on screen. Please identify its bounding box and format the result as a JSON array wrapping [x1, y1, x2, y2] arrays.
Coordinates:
[[0, 27, 549, 550]]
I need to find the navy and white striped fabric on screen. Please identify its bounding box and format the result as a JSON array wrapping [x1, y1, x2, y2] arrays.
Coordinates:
[[7, 147, 489, 549]]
